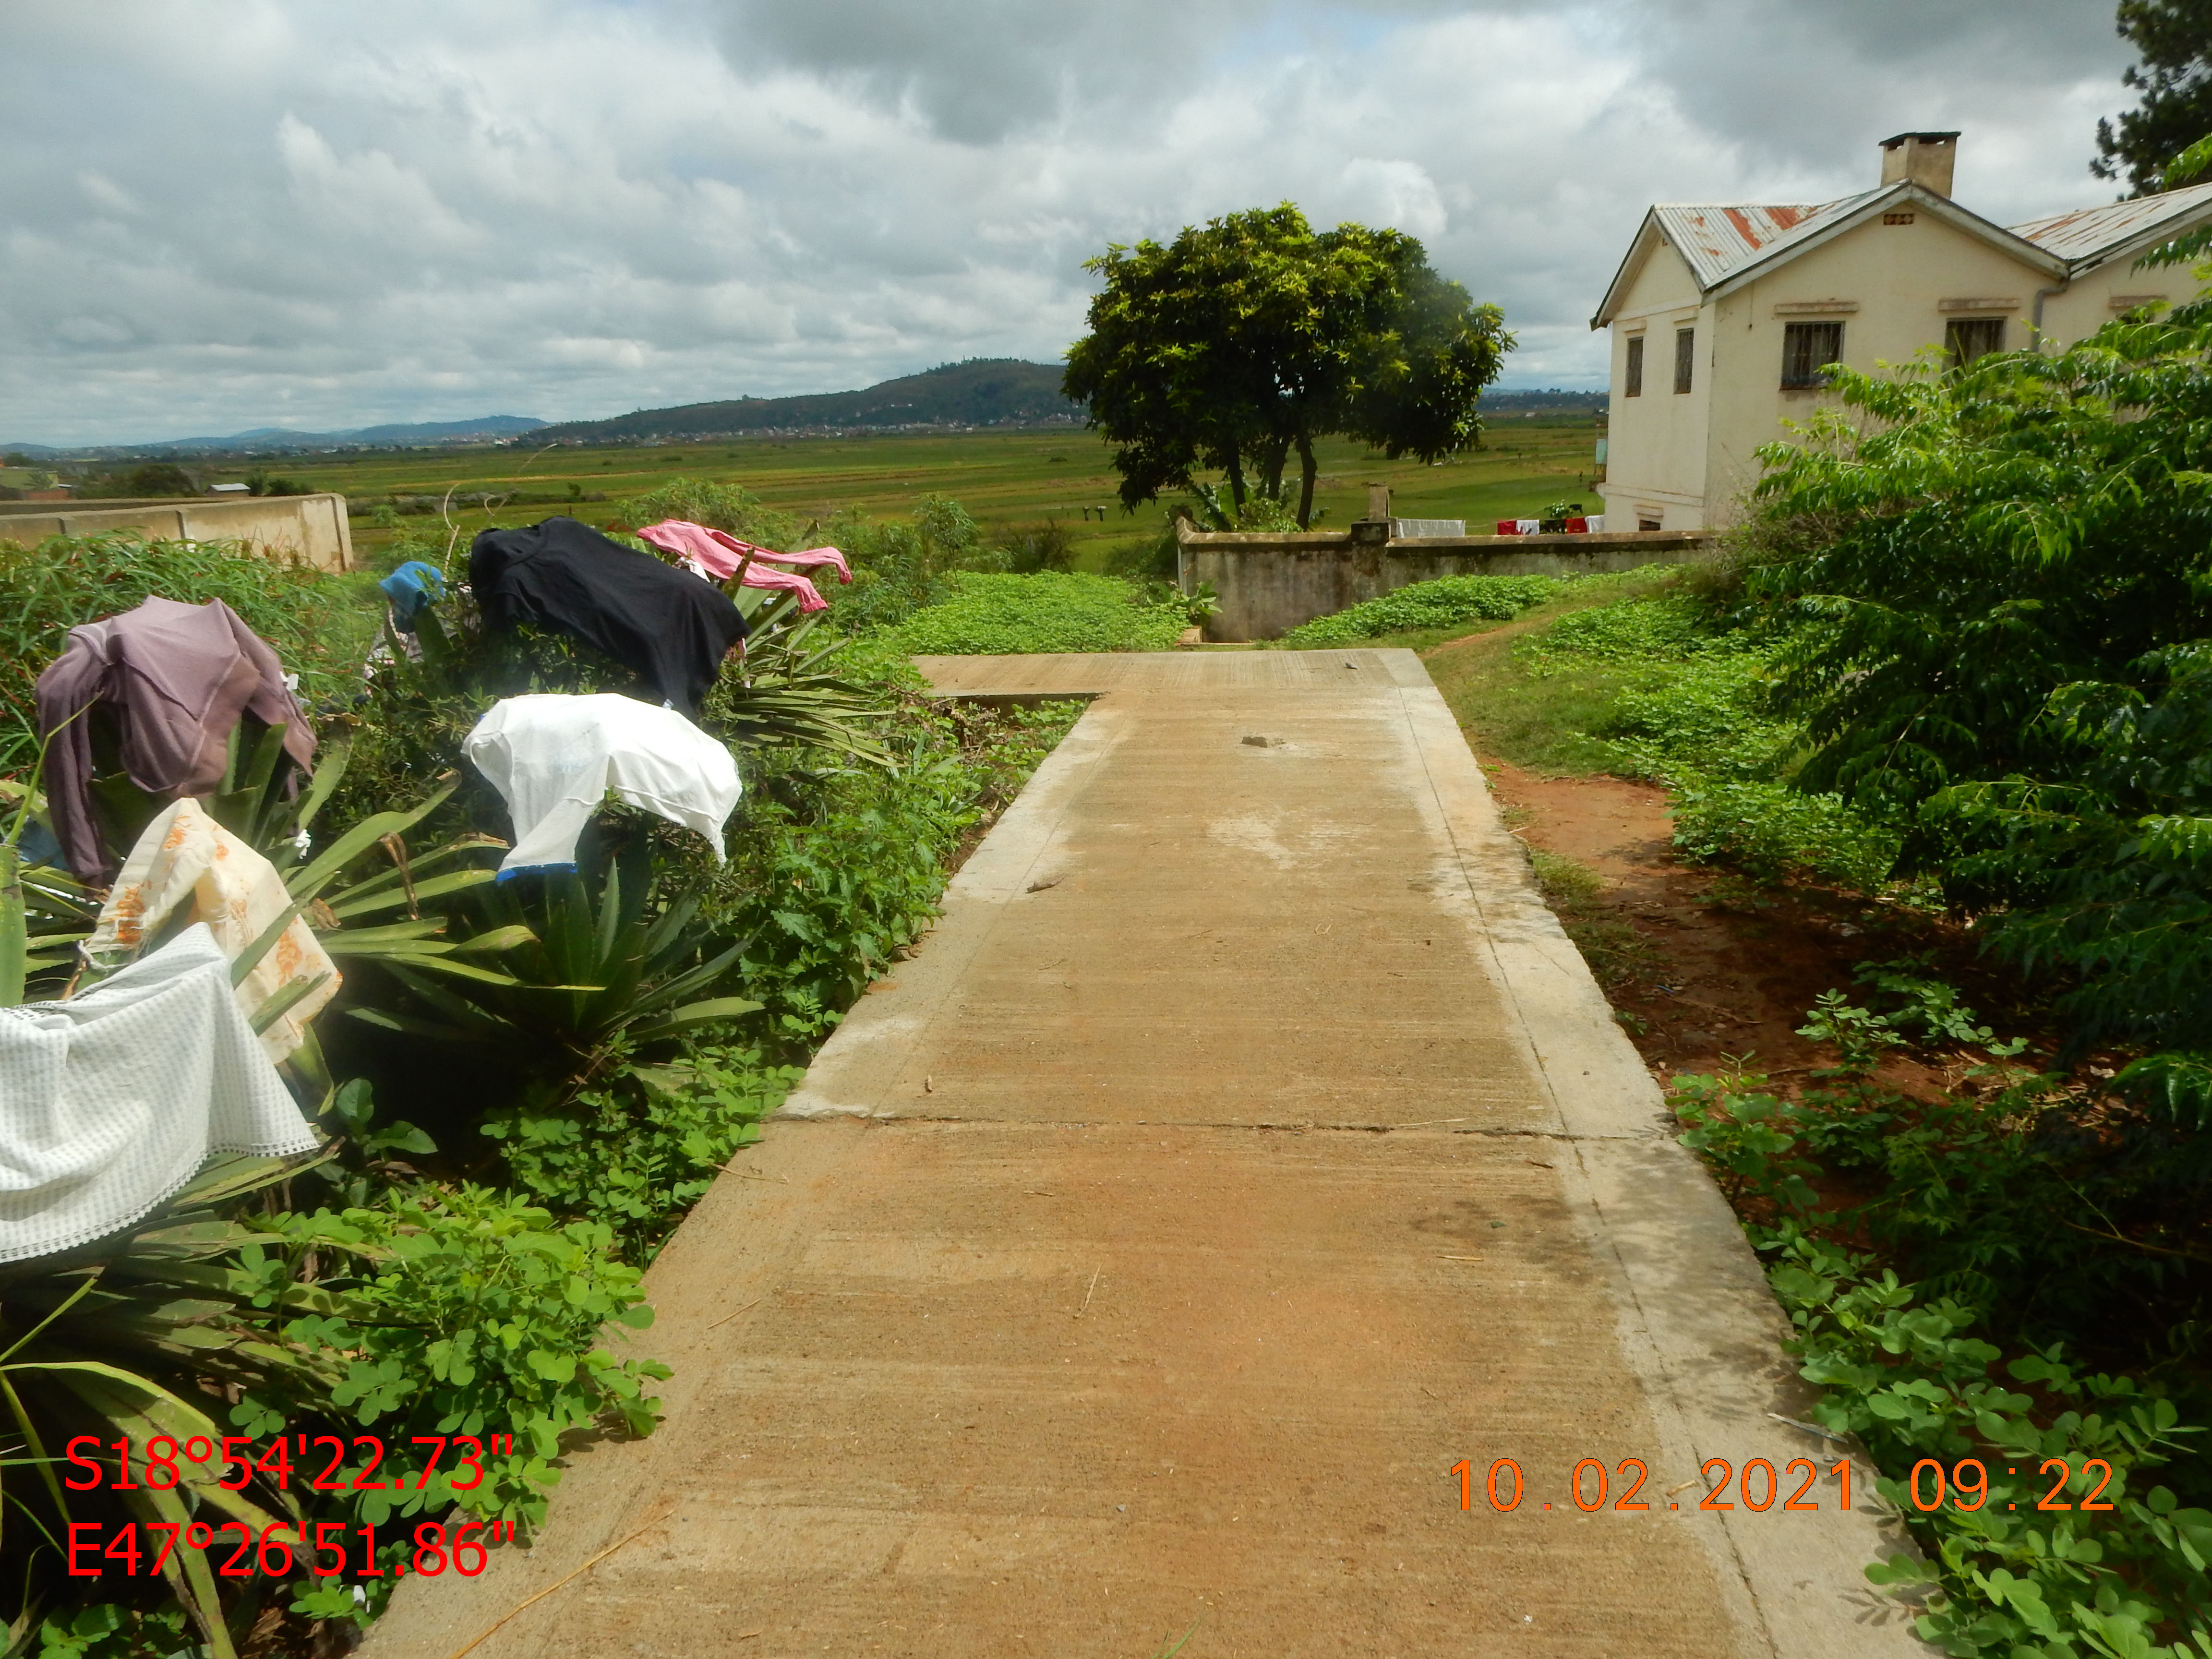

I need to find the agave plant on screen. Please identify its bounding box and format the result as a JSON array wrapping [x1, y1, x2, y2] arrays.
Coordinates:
[[0, 1157, 352, 1659], [345, 832, 758, 1109], [707, 586, 890, 765]]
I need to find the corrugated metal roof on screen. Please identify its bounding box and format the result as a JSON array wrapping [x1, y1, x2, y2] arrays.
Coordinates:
[[1650, 190, 1883, 289], [2008, 181, 2212, 267]]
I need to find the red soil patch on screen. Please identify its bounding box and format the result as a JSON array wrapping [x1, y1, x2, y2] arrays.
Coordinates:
[[1479, 757, 1945, 1087]]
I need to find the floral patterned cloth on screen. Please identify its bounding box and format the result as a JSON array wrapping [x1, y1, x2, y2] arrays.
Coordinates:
[[86, 798, 338, 1062]]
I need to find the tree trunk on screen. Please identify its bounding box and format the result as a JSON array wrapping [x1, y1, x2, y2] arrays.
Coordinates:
[[1225, 447, 1247, 513], [1257, 440, 1287, 503], [1295, 432, 1319, 529]]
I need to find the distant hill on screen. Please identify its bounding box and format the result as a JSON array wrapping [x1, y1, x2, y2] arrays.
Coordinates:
[[535, 360, 1080, 443], [5, 416, 548, 459], [154, 415, 549, 452], [1482, 388, 1608, 413]]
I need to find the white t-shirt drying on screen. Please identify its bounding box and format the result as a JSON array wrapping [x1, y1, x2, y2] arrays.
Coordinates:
[[462, 693, 743, 877]]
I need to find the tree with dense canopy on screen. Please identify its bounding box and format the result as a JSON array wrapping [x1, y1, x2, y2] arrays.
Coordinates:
[[1062, 205, 1511, 528], [2095, 0, 2212, 192]]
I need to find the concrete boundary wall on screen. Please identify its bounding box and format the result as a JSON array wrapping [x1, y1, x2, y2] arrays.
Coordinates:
[[0, 493, 354, 573], [1179, 524, 1714, 641]]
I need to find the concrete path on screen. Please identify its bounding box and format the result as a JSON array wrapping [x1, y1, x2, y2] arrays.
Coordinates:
[[367, 651, 1924, 1659]]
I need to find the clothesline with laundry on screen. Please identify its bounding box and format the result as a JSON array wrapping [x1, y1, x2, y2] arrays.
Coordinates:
[[6, 511, 827, 1267]]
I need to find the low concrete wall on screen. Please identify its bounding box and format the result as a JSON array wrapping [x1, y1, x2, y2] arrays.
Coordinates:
[[1178, 525, 1714, 641], [0, 493, 354, 573]]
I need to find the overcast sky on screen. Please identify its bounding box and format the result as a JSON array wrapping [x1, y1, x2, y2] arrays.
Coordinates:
[[2, 0, 2144, 445]]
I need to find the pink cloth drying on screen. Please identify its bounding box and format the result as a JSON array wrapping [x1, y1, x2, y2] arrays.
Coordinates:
[[708, 534, 851, 584], [635, 521, 829, 612], [723, 561, 827, 612], [637, 521, 850, 583]]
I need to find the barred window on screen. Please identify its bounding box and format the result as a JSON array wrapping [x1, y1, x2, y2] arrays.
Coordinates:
[[1673, 327, 1695, 394], [1781, 321, 1844, 389], [1624, 334, 1644, 397], [1947, 317, 2004, 368]]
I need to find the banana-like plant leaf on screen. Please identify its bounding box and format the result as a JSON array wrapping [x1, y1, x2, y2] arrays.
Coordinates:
[[317, 919, 446, 948], [324, 865, 496, 920], [290, 733, 352, 841], [0, 843, 25, 1009], [627, 995, 765, 1043], [285, 778, 458, 902], [449, 924, 538, 955], [247, 970, 330, 1036]]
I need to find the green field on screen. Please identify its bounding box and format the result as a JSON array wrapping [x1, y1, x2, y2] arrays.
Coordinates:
[[206, 419, 1607, 569]]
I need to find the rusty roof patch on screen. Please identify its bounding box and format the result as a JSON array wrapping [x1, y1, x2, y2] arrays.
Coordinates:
[[2009, 182, 2212, 267]]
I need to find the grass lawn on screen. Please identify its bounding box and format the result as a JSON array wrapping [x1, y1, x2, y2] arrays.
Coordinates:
[[213, 418, 1604, 569], [1415, 566, 1686, 771]]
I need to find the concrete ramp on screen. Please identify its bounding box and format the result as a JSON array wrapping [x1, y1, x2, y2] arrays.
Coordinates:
[[365, 651, 1924, 1659]]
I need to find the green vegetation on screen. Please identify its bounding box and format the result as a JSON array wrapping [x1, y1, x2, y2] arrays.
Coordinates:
[[74, 463, 199, 499], [1526, 848, 1658, 988], [2094, 0, 2212, 191], [0, 532, 381, 777], [1495, 300, 2212, 1647], [1273, 573, 1555, 649], [45, 422, 1605, 578], [1346, 271, 2212, 1647], [1746, 321, 2212, 1113], [1065, 204, 1511, 525], [1674, 1006, 2212, 1655], [885, 570, 1191, 655], [0, 489, 1082, 1656]]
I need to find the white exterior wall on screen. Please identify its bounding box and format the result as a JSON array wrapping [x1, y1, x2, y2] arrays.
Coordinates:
[[2037, 258, 2184, 342], [1598, 209, 2202, 530], [1597, 241, 1711, 530], [1700, 211, 2056, 519]]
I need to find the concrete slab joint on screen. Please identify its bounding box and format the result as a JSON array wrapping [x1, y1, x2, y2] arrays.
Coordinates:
[[364, 649, 1927, 1659]]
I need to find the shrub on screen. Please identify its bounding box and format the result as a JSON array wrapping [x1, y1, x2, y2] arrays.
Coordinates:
[[883, 571, 1187, 655], [1669, 777, 1901, 891], [1769, 1232, 2212, 1658], [608, 479, 801, 549], [481, 1042, 803, 1261], [710, 699, 1084, 1043], [1514, 594, 1712, 668], [1274, 574, 1555, 648], [1508, 593, 1901, 890], [1749, 322, 2212, 1108]]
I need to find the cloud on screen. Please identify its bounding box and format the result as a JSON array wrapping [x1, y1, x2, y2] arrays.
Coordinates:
[[0, 0, 2142, 445]]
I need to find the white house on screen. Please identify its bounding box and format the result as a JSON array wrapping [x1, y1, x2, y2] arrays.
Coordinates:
[[1590, 132, 2212, 529]]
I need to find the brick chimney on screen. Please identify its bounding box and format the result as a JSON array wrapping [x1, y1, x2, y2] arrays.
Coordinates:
[[1879, 131, 1959, 197]]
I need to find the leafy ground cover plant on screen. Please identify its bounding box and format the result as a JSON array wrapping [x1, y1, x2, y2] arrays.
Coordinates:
[[1271, 574, 1554, 649], [1488, 589, 1904, 890], [3, 496, 1089, 1656], [882, 570, 1189, 655], [1672, 970, 2212, 1655]]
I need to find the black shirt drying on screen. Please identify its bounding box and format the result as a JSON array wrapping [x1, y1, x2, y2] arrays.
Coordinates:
[[469, 517, 746, 718]]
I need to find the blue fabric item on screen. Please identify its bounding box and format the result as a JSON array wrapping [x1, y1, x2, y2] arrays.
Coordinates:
[[378, 562, 447, 631], [16, 821, 62, 870], [493, 862, 578, 883]]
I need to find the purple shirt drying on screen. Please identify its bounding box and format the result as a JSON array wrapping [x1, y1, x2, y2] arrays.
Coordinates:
[[35, 597, 316, 881]]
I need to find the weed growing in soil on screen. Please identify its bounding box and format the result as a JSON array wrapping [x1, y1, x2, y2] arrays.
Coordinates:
[[1272, 574, 1556, 649], [1673, 979, 2212, 1653], [884, 570, 1189, 654], [1527, 849, 1659, 987]]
